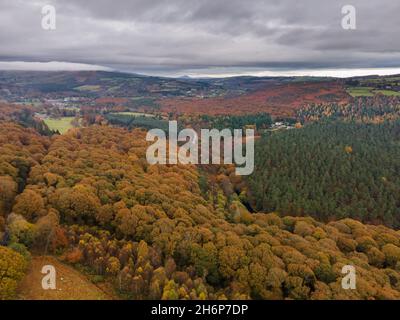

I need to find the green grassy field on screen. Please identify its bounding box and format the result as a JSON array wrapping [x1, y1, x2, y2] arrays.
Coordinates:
[[359, 76, 400, 84], [346, 87, 400, 97], [44, 117, 76, 134], [346, 87, 374, 97], [373, 89, 400, 96], [74, 85, 102, 92]]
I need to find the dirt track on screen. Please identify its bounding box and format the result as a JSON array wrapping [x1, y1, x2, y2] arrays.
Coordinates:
[[18, 256, 113, 300]]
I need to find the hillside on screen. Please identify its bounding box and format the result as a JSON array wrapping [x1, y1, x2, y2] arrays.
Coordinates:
[[0, 70, 291, 100], [159, 81, 351, 117], [1, 121, 400, 300], [18, 256, 112, 300], [0, 71, 351, 118]]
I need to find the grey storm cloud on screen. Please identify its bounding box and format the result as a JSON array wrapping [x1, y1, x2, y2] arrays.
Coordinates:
[[0, 0, 399, 76]]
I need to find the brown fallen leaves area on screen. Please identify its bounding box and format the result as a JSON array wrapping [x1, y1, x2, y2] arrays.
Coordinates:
[[159, 81, 351, 116], [17, 256, 113, 300]]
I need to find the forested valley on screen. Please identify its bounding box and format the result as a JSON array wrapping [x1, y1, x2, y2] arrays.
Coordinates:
[[1, 102, 400, 300]]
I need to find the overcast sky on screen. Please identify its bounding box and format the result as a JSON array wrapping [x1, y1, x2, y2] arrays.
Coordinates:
[[0, 0, 399, 77]]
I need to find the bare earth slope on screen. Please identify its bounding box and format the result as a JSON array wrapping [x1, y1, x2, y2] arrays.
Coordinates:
[[18, 256, 112, 300]]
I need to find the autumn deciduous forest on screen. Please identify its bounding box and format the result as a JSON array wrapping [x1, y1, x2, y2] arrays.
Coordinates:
[[1, 101, 400, 300]]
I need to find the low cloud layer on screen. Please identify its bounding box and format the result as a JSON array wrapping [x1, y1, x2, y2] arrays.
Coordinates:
[[0, 0, 399, 76], [0, 61, 111, 71]]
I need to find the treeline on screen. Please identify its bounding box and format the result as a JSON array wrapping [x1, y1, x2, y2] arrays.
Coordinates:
[[199, 113, 273, 130], [2, 124, 400, 300], [0, 103, 54, 135], [248, 120, 400, 227], [297, 96, 400, 123], [105, 113, 169, 131]]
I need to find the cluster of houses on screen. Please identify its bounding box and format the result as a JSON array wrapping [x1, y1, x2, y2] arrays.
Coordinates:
[[269, 121, 295, 131]]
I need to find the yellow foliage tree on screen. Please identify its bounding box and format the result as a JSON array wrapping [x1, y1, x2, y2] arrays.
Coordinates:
[[0, 246, 27, 300]]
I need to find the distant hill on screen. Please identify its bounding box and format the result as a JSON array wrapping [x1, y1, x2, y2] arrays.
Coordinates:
[[0, 70, 292, 99], [1, 70, 399, 117], [159, 80, 351, 117]]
